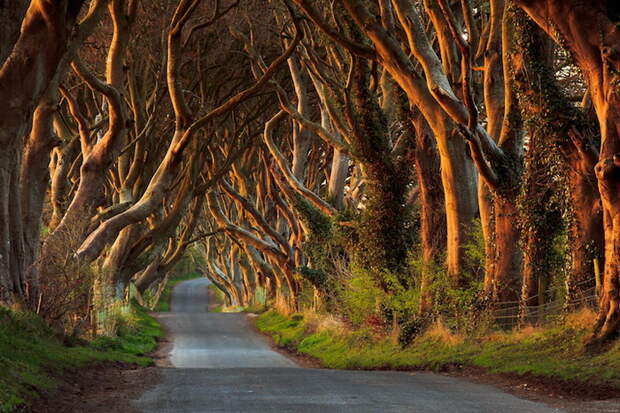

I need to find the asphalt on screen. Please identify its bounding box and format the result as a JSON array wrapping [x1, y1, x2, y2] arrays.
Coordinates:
[[133, 277, 563, 413]]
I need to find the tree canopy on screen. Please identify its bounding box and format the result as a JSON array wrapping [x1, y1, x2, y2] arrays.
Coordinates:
[[1, 0, 620, 344]]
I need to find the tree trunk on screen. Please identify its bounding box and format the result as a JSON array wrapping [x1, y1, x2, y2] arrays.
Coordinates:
[[288, 54, 313, 180], [480, 0, 505, 293], [0, 0, 85, 303], [20, 84, 60, 286], [0, 1, 29, 66], [318, 0, 480, 281], [439, 134, 479, 281], [49, 117, 80, 231], [517, 0, 618, 339], [412, 113, 446, 313], [0, 145, 26, 301], [348, 58, 412, 286], [594, 158, 620, 339], [135, 258, 163, 295], [328, 149, 349, 210], [567, 169, 603, 302], [103, 225, 140, 299], [492, 198, 522, 303]]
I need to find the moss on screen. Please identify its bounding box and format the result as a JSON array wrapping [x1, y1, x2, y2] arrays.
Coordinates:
[[346, 46, 413, 288], [0, 302, 161, 413], [298, 267, 327, 290], [511, 8, 591, 298]]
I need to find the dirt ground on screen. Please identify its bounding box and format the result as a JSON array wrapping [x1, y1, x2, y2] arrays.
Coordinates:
[[25, 318, 172, 412], [26, 362, 160, 413], [445, 366, 620, 413]]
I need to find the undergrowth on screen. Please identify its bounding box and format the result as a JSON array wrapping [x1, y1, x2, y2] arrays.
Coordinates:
[[256, 309, 620, 388], [0, 302, 161, 413]]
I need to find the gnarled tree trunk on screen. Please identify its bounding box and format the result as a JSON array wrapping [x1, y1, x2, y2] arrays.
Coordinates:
[[518, 0, 620, 340], [0, 0, 86, 303]]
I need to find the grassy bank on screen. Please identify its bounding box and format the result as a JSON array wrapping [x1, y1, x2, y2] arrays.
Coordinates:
[[0, 303, 161, 413], [256, 309, 620, 388], [154, 271, 202, 312]]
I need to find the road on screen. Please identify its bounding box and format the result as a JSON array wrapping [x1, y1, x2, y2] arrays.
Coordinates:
[[133, 278, 562, 413]]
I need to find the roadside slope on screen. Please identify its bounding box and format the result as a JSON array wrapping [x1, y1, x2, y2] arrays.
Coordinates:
[[0, 303, 160, 413]]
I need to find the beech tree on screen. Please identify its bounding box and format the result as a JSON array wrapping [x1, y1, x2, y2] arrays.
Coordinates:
[[517, 0, 620, 340], [0, 0, 105, 305], [1, 0, 619, 342]]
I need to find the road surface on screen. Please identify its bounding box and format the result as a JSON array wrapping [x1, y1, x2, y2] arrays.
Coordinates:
[[133, 277, 562, 412]]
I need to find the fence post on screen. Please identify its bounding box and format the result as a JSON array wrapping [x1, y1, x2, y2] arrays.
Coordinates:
[[594, 258, 601, 298]]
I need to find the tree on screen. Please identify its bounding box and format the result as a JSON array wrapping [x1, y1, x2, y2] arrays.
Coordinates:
[[517, 0, 620, 340]]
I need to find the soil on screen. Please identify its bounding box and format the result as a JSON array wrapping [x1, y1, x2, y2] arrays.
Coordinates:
[[151, 317, 173, 368], [25, 362, 160, 413], [25, 313, 169, 413], [444, 366, 620, 413]]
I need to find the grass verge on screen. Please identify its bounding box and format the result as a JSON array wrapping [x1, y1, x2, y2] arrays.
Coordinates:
[[154, 271, 202, 312], [0, 302, 161, 413], [256, 309, 620, 389]]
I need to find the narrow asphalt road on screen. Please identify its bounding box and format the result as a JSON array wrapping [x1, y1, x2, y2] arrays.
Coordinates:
[[133, 278, 562, 413]]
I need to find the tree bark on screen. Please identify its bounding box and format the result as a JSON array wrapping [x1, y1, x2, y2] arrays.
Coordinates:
[[480, 0, 505, 293], [0, 1, 29, 66], [412, 113, 446, 313], [0, 0, 85, 303], [517, 0, 620, 340], [338, 0, 479, 281], [21, 83, 60, 275]]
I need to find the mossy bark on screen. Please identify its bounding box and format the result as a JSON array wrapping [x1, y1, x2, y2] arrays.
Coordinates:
[[518, 0, 620, 340], [349, 58, 411, 289]]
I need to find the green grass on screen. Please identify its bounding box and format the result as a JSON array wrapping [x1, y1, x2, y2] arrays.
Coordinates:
[[90, 302, 162, 357], [256, 310, 620, 388], [154, 271, 202, 312], [0, 302, 161, 413]]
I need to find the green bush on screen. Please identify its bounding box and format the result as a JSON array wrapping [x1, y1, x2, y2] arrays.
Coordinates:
[[398, 313, 431, 348], [339, 267, 386, 326], [91, 301, 161, 356], [407, 220, 489, 335]]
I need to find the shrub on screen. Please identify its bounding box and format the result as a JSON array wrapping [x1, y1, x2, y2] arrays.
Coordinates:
[[398, 313, 431, 348], [339, 266, 386, 326]]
